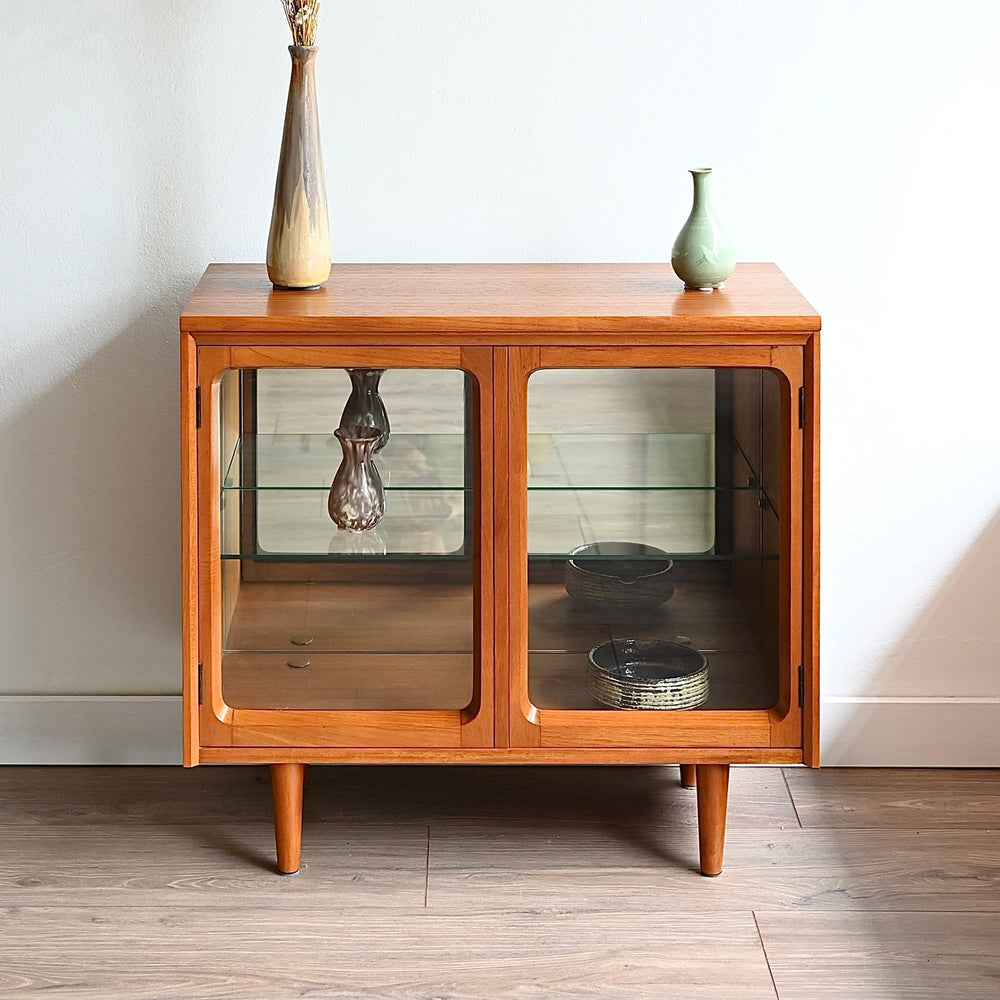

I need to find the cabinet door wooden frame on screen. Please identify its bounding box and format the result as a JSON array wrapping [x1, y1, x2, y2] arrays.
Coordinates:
[[187, 344, 496, 754], [505, 344, 808, 759]]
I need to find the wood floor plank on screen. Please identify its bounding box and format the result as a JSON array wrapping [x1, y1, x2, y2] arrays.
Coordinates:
[[2, 767, 1000, 997], [0, 906, 778, 999], [0, 766, 274, 825], [756, 911, 1000, 1000], [0, 823, 428, 907], [783, 767, 1000, 829], [426, 824, 1000, 912]]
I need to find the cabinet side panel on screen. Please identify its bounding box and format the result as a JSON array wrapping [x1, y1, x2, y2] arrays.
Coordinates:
[[180, 332, 200, 766], [803, 333, 820, 766]]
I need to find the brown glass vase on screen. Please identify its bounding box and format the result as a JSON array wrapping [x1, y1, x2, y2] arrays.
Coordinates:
[[338, 369, 390, 452], [266, 45, 331, 290], [327, 427, 385, 532]]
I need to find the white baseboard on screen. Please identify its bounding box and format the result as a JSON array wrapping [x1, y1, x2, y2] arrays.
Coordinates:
[[0, 696, 181, 764], [821, 697, 1000, 766], [2, 695, 999, 766]]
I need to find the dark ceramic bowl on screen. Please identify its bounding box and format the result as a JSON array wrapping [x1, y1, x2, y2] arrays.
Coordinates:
[[565, 541, 674, 608]]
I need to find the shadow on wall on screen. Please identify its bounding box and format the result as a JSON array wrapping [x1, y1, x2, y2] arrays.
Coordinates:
[[824, 508, 1000, 766], [0, 287, 198, 696], [0, 3, 220, 700]]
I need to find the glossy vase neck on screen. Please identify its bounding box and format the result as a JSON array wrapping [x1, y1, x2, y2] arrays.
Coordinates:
[[348, 368, 384, 403], [286, 47, 319, 113], [337, 428, 380, 464], [689, 168, 712, 210], [289, 44, 317, 67]]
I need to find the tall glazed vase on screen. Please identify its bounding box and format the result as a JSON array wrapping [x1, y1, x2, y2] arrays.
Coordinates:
[[671, 168, 735, 291], [267, 45, 331, 290]]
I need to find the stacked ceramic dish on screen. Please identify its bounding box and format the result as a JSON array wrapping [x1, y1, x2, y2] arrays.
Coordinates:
[[586, 638, 709, 710], [565, 541, 674, 609]]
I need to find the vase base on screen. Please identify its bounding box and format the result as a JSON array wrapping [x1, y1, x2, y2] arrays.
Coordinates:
[[685, 281, 726, 292], [272, 283, 322, 292]]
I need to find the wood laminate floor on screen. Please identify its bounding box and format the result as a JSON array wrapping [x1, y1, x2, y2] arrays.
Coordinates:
[[1, 766, 999, 998]]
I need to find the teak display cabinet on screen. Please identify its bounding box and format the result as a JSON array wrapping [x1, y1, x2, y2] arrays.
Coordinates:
[[181, 262, 820, 876]]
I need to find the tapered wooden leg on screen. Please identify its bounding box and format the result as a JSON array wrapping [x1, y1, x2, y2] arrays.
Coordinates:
[[270, 762, 306, 875], [679, 764, 697, 789], [695, 763, 730, 876]]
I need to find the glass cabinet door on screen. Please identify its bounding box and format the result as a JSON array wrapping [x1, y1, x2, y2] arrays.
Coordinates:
[[199, 349, 494, 748], [510, 351, 802, 749]]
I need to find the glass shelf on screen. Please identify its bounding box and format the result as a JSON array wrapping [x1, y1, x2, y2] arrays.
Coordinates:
[[225, 431, 758, 493], [224, 432, 467, 492], [529, 432, 726, 490], [222, 428, 771, 560], [222, 487, 775, 560]]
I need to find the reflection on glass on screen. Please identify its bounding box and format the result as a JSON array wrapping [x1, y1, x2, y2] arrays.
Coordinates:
[[525, 367, 782, 714], [339, 368, 390, 452], [220, 369, 469, 558], [218, 368, 475, 712]]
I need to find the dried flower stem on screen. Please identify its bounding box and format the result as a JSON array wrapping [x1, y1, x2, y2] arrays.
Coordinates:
[[281, 0, 321, 46]]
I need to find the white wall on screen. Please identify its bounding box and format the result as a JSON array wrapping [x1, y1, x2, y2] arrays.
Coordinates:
[[2, 1, 999, 764]]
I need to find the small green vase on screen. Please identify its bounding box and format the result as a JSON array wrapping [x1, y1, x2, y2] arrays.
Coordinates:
[[671, 168, 735, 291]]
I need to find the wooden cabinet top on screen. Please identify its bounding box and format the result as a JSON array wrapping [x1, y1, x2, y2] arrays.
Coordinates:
[[181, 262, 819, 338]]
